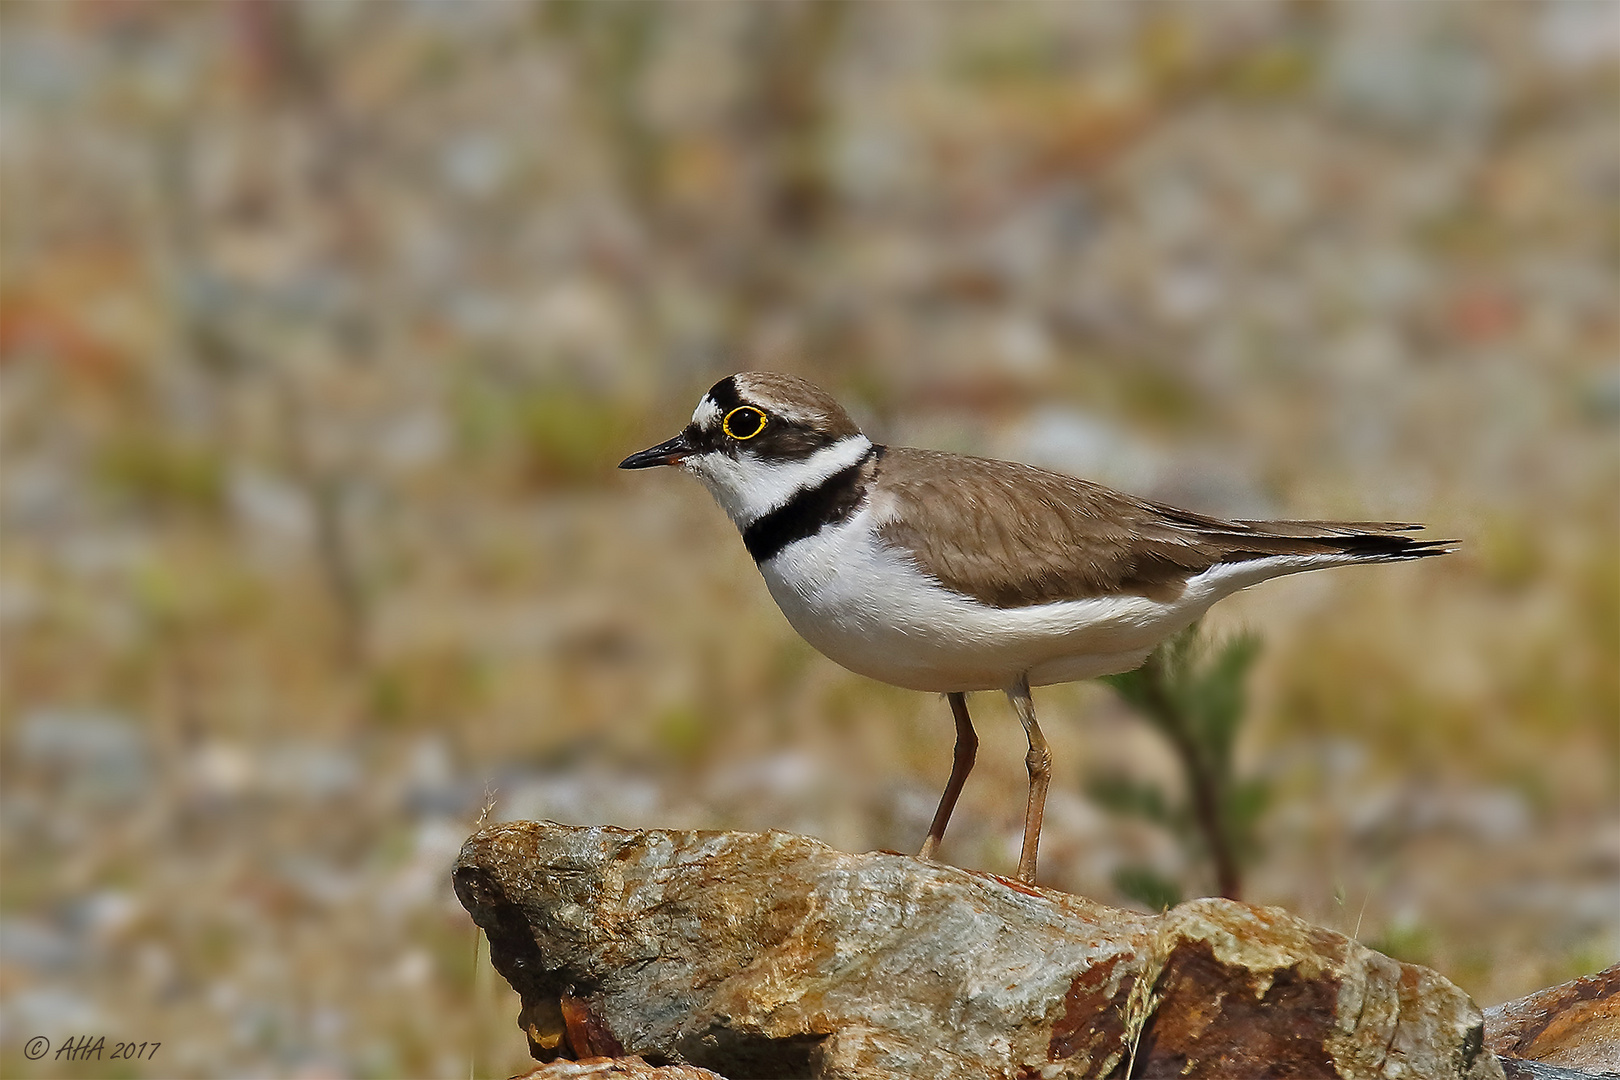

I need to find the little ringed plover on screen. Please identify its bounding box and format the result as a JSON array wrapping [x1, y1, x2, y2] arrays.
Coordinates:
[[621, 372, 1452, 885]]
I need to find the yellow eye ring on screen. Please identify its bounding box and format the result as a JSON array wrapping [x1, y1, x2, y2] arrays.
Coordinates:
[[722, 406, 768, 441]]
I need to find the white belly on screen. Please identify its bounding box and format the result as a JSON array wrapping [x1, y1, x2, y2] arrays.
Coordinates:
[[756, 506, 1211, 693]]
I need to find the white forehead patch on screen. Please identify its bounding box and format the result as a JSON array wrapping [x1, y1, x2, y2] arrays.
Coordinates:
[[691, 395, 722, 429]]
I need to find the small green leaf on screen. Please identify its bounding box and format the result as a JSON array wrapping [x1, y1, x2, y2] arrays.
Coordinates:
[[1094, 620, 1269, 902], [1085, 772, 1172, 825], [1113, 865, 1183, 912]]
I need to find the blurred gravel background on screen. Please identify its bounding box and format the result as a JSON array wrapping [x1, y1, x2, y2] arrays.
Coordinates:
[[1, 2, 1616, 1077]]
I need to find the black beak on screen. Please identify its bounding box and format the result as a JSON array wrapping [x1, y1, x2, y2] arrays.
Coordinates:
[[619, 430, 692, 470]]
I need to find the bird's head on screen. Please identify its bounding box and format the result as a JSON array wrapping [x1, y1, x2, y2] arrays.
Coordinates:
[[619, 372, 872, 528]]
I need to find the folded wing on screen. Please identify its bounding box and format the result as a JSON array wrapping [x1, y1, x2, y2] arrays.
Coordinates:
[[872, 448, 1452, 609]]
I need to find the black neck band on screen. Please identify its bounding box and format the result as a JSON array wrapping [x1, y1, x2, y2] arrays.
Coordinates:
[[742, 446, 880, 563]]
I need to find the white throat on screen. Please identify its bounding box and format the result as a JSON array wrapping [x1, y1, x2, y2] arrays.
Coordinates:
[[682, 434, 873, 529]]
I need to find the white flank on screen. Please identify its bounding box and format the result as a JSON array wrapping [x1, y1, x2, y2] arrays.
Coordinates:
[[682, 434, 873, 529], [758, 507, 1390, 693]]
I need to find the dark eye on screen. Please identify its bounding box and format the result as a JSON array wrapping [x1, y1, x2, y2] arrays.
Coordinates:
[[722, 406, 767, 441]]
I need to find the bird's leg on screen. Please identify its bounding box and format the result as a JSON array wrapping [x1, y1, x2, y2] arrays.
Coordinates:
[[918, 692, 978, 860], [1009, 676, 1050, 885]]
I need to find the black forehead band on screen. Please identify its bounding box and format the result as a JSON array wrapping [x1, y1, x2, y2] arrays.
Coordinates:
[[707, 376, 743, 413], [696, 376, 826, 460]]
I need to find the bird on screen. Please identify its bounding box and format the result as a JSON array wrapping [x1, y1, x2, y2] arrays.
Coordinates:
[[619, 372, 1452, 885]]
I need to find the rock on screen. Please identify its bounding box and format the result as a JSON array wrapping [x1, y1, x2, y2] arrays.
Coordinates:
[[1485, 964, 1619, 1079], [1494, 1062, 1617, 1080], [455, 821, 1503, 1080], [514, 1057, 727, 1079]]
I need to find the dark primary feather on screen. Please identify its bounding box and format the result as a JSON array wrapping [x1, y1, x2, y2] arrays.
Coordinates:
[[873, 448, 1452, 608]]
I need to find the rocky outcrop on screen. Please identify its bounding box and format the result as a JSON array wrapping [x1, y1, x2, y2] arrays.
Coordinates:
[[514, 1058, 727, 1079], [455, 821, 1503, 1080], [1485, 964, 1619, 1079]]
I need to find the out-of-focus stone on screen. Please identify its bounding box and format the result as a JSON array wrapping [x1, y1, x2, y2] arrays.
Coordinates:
[[1485, 964, 1620, 1078], [455, 821, 1503, 1080]]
